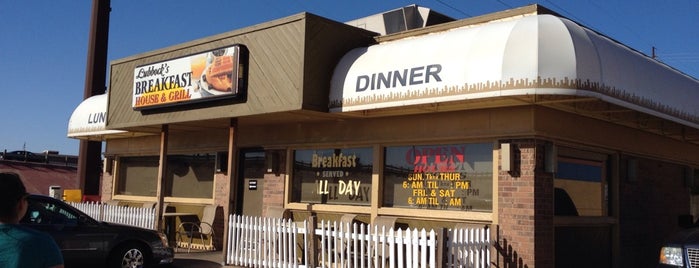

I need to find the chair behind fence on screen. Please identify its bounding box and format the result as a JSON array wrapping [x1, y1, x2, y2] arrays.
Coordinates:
[[226, 214, 491, 268]]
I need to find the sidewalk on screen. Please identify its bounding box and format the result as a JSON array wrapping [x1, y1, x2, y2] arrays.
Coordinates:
[[171, 249, 225, 268]]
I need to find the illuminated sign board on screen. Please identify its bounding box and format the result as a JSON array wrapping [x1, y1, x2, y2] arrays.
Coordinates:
[[132, 45, 248, 110]]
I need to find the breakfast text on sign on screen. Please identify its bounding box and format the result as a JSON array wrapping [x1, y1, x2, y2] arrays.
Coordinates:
[[312, 152, 370, 202], [134, 63, 194, 107]]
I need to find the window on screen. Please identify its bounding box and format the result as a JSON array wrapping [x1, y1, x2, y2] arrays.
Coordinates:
[[167, 154, 215, 199], [553, 149, 611, 268], [116, 154, 215, 199], [116, 156, 158, 196], [555, 157, 607, 216], [383, 143, 493, 212], [292, 148, 373, 205]]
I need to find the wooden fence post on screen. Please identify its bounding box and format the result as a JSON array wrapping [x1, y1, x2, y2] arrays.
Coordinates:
[[306, 215, 317, 268], [436, 227, 447, 268]]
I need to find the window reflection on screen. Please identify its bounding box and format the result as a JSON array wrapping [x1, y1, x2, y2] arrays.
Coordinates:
[[116, 154, 215, 198], [555, 157, 607, 216], [116, 156, 158, 196]]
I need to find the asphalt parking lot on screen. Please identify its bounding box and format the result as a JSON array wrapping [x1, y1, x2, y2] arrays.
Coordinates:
[[171, 250, 224, 268]]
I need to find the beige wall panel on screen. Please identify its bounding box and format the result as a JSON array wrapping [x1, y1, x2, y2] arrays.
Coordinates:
[[106, 130, 229, 155], [301, 16, 377, 109], [106, 136, 161, 156], [534, 106, 699, 164], [166, 130, 230, 154], [236, 107, 536, 147]]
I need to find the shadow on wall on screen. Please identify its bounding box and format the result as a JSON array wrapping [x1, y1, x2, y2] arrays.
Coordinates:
[[493, 236, 528, 268], [490, 192, 575, 268]]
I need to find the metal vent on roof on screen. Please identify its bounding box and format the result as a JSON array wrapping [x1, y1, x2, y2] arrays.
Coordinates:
[[346, 5, 454, 35], [382, 6, 421, 34]]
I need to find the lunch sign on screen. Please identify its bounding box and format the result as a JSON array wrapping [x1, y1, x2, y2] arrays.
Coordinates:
[[132, 45, 248, 110]]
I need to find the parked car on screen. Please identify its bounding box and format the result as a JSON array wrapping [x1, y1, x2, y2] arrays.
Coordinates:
[[20, 194, 174, 268], [658, 224, 699, 267], [1, 150, 45, 162]]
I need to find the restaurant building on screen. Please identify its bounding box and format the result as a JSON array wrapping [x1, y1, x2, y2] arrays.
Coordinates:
[[68, 4, 699, 267]]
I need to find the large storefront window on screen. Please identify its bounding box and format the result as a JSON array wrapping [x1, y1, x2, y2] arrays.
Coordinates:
[[116, 154, 215, 198], [292, 148, 373, 205], [383, 143, 493, 212], [116, 156, 158, 196], [167, 154, 215, 199]]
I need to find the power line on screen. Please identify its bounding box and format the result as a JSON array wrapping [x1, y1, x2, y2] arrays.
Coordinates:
[[659, 54, 699, 62], [433, 0, 472, 17], [495, 0, 513, 9], [542, 0, 589, 26], [585, 0, 652, 51], [544, 0, 656, 57]]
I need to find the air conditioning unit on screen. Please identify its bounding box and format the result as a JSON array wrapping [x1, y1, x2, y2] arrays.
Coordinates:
[[346, 5, 455, 35]]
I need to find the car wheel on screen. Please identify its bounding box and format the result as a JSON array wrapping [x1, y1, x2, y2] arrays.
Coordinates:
[[110, 243, 149, 268]]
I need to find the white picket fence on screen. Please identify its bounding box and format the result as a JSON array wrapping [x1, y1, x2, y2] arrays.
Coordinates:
[[69, 201, 156, 230], [316, 221, 438, 268], [227, 215, 308, 267], [446, 227, 491, 268], [226, 214, 491, 268]]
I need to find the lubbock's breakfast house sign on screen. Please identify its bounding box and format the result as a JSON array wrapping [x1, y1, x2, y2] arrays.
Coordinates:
[[132, 45, 246, 110]]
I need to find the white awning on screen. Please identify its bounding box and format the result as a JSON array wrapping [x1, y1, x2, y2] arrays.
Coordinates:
[[330, 14, 699, 129], [67, 94, 127, 140]]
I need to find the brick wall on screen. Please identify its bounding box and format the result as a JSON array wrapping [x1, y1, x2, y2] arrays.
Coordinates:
[[101, 172, 113, 201], [495, 141, 693, 268], [262, 150, 286, 216], [213, 172, 229, 208], [496, 139, 554, 268], [618, 156, 690, 267]]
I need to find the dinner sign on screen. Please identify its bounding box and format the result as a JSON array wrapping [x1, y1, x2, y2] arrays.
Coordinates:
[[132, 45, 247, 110]]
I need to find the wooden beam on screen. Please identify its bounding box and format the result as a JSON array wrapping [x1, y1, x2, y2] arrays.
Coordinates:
[[155, 124, 168, 230]]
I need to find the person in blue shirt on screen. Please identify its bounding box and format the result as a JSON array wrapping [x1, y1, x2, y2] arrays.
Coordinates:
[[0, 172, 63, 268]]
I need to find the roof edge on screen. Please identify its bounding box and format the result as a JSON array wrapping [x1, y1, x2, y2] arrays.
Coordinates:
[[377, 4, 557, 42]]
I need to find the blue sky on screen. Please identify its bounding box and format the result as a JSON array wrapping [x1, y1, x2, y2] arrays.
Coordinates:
[[1, 0, 698, 155]]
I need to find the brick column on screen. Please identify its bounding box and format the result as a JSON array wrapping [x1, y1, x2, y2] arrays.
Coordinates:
[[262, 150, 287, 216], [101, 172, 113, 202], [495, 139, 554, 268]]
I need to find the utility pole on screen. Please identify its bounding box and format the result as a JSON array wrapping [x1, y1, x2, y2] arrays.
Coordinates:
[[78, 0, 110, 197]]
